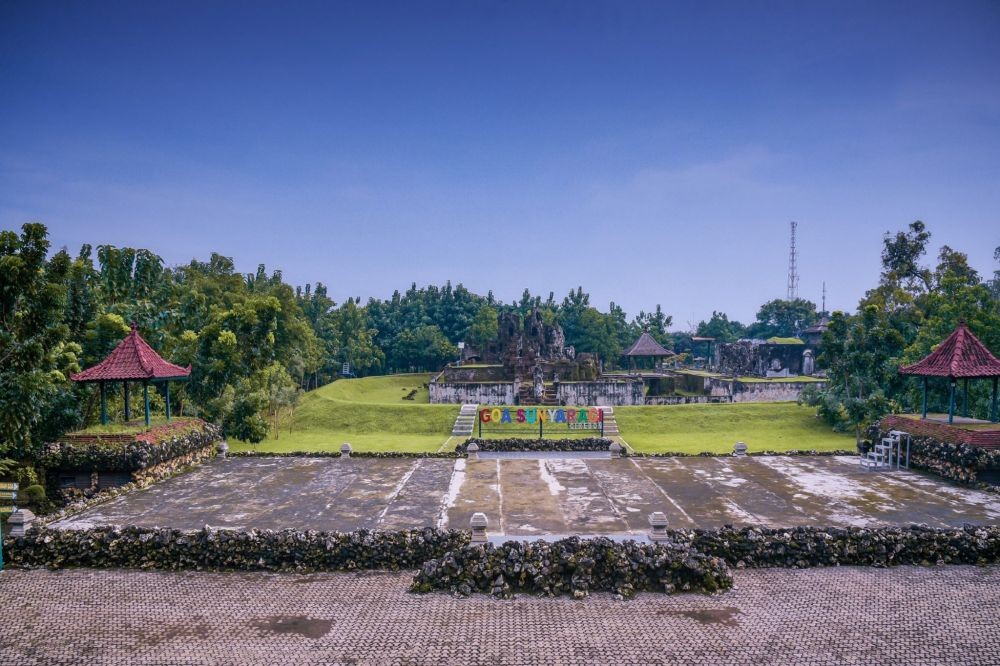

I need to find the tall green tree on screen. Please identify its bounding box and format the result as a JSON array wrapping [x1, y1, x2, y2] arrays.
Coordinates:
[[696, 311, 746, 343], [747, 298, 817, 339], [467, 305, 499, 349], [0, 223, 81, 459]]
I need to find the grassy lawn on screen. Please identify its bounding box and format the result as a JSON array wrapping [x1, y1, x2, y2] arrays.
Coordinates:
[[231, 374, 850, 455], [616, 402, 853, 454], [231, 374, 457, 453]]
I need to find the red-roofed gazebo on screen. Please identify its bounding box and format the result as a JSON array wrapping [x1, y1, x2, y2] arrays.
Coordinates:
[[899, 320, 1000, 423], [71, 324, 191, 426]]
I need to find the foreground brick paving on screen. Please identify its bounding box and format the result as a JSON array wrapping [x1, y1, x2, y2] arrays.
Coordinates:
[[1, 566, 998, 665]]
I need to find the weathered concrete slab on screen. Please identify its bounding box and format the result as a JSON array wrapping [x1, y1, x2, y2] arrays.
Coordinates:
[[51, 455, 1000, 535]]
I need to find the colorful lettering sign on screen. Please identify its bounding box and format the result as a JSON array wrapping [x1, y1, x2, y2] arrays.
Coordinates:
[[478, 407, 603, 426]]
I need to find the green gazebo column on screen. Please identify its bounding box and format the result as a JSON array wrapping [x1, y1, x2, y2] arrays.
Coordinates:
[[100, 381, 108, 425], [992, 377, 998, 423], [948, 379, 956, 425], [921, 377, 928, 419], [124, 382, 131, 421], [165, 382, 171, 421], [962, 378, 969, 418], [143, 381, 150, 427]]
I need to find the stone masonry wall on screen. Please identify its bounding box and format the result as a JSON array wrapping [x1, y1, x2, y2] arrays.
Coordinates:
[[430, 382, 515, 405], [556, 381, 644, 406]]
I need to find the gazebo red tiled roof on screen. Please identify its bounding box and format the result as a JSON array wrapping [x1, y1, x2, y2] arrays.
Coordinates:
[[899, 320, 1000, 379], [623, 331, 675, 357], [71, 324, 191, 383]]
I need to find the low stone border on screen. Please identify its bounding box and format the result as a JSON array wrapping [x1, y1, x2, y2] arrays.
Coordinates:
[[457, 438, 613, 453], [39, 423, 223, 474], [676, 524, 1000, 568], [3, 525, 469, 572], [873, 422, 1000, 489], [410, 536, 733, 599]]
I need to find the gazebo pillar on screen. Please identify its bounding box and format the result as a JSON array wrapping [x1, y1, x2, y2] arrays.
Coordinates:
[[992, 377, 998, 423], [921, 377, 928, 419], [165, 382, 171, 421], [100, 381, 108, 425], [143, 381, 150, 427], [948, 378, 956, 424], [124, 382, 131, 421]]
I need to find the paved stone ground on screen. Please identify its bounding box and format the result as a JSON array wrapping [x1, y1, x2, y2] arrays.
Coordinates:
[[1, 565, 998, 665], [53, 456, 1000, 535]]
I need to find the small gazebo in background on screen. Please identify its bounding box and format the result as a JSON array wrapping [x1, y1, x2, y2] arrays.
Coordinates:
[[71, 324, 191, 426], [898, 320, 1000, 424], [622, 331, 675, 372]]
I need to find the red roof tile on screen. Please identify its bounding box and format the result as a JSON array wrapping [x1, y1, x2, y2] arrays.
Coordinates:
[[898, 321, 1000, 379], [71, 325, 191, 382]]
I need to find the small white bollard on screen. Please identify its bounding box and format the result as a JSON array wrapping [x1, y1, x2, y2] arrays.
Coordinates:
[[466, 442, 480, 460], [8, 508, 36, 537], [733, 441, 748, 457], [609, 441, 623, 458], [340, 442, 352, 458], [217, 440, 229, 458], [470, 512, 489, 543], [648, 511, 669, 543]]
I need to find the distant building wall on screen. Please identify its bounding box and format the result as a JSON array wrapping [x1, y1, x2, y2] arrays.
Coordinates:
[[556, 381, 644, 406], [706, 377, 827, 403], [429, 382, 515, 404]]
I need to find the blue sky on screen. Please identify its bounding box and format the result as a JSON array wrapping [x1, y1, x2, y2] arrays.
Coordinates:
[[2, 1, 998, 326]]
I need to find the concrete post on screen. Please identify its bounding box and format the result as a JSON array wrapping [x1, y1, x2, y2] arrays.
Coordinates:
[[470, 512, 489, 543], [733, 442, 748, 457], [466, 442, 479, 460], [609, 441, 623, 458], [648, 511, 669, 543], [340, 443, 352, 458], [8, 509, 35, 537], [217, 440, 229, 458]]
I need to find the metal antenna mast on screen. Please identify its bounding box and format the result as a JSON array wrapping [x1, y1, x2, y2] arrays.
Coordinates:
[[821, 281, 827, 315], [786, 221, 799, 300]]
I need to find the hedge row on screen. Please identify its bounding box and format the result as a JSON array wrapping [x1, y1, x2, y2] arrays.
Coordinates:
[[677, 524, 1000, 568], [4, 525, 469, 572], [872, 424, 1000, 486], [457, 438, 613, 453], [410, 536, 733, 599], [38, 423, 224, 473]]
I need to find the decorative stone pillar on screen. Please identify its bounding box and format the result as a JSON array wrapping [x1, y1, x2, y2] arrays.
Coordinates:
[[733, 441, 748, 457], [470, 512, 489, 543], [609, 441, 622, 458], [8, 509, 36, 537], [648, 511, 669, 543], [217, 440, 229, 458], [466, 442, 479, 460], [340, 442, 352, 458]]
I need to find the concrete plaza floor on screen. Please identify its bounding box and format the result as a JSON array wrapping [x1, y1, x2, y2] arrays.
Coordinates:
[[1, 566, 998, 665], [52, 455, 1000, 534]]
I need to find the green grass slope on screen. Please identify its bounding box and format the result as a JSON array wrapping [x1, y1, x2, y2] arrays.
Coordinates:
[[232, 374, 458, 453], [616, 402, 853, 454]]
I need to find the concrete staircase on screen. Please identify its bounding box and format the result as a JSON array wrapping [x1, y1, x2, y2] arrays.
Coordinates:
[[517, 384, 559, 406], [451, 404, 479, 437], [599, 406, 620, 437]]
